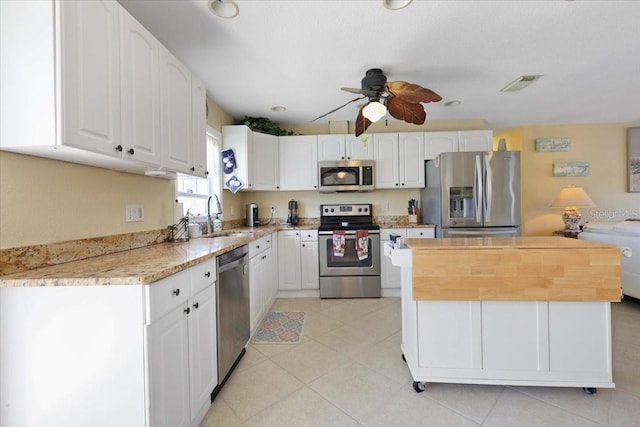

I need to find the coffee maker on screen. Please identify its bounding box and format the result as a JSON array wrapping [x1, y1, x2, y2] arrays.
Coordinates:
[[246, 203, 260, 227], [287, 199, 299, 225]]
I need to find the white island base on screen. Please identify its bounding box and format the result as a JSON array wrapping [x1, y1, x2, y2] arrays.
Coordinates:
[[391, 246, 615, 393]]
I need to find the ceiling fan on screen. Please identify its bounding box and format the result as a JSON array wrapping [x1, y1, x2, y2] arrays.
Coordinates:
[[312, 68, 442, 137]]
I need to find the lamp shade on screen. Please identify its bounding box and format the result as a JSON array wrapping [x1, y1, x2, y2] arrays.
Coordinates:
[[550, 185, 595, 208], [362, 101, 387, 122]]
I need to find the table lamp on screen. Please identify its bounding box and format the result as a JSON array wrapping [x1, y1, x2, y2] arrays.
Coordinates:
[[550, 185, 595, 232]]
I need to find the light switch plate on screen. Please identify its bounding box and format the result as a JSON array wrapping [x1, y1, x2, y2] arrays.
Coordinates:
[[126, 204, 144, 222]]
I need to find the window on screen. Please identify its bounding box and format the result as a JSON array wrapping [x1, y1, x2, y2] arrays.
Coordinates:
[[176, 127, 222, 222]]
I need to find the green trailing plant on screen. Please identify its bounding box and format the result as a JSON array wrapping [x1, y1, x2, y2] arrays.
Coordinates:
[[239, 116, 295, 136]]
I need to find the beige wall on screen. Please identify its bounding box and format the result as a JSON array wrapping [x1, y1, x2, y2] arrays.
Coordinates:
[[507, 123, 639, 236]]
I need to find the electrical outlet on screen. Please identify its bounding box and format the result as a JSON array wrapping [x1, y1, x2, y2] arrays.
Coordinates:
[[270, 206, 276, 215], [126, 204, 144, 222], [382, 202, 390, 212]]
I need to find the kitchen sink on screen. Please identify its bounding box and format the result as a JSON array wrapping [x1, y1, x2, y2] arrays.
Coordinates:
[[207, 231, 253, 239]]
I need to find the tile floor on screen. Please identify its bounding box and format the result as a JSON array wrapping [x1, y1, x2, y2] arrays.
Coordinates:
[[200, 297, 640, 426]]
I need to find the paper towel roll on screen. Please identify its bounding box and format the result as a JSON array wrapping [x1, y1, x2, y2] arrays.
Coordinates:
[[174, 202, 184, 223]]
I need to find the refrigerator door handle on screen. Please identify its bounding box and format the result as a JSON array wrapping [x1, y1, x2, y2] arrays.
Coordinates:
[[484, 153, 492, 222], [474, 155, 483, 223]]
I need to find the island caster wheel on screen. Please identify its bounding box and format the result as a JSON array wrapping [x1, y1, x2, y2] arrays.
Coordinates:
[[402, 354, 406, 363], [412, 381, 426, 393], [583, 387, 597, 394]]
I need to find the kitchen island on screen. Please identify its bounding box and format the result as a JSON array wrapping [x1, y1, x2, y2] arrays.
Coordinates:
[[389, 236, 621, 393]]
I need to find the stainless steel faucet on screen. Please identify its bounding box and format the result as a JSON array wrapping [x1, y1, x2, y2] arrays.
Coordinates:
[[207, 193, 222, 233]]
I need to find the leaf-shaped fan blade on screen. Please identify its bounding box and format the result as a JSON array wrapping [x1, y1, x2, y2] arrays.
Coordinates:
[[387, 97, 427, 125], [355, 104, 372, 137], [341, 87, 381, 97], [386, 81, 442, 104], [311, 96, 366, 122]]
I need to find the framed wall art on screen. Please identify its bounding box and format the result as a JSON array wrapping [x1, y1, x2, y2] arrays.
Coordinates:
[[553, 162, 589, 177], [629, 127, 640, 192], [535, 138, 570, 152]]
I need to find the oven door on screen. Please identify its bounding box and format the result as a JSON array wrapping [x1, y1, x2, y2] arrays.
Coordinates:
[[319, 231, 380, 276]]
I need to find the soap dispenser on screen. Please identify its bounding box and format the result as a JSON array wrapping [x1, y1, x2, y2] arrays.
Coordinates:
[[213, 214, 222, 232]]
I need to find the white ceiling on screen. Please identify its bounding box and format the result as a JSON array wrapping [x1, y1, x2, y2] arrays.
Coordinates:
[[118, 0, 640, 131]]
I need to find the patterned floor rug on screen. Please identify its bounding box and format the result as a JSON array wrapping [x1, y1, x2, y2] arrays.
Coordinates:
[[252, 311, 306, 344]]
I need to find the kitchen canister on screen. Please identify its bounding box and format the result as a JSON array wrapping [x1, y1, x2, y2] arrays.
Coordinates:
[[188, 223, 202, 238]]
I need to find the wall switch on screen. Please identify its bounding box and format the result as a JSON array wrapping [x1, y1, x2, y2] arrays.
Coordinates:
[[382, 202, 390, 213], [126, 204, 144, 222]]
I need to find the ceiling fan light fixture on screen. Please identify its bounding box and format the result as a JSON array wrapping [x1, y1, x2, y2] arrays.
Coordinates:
[[208, 0, 239, 19], [362, 101, 387, 122], [383, 0, 413, 10]]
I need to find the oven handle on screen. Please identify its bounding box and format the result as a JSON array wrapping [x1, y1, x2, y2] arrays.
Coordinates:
[[319, 230, 380, 236]]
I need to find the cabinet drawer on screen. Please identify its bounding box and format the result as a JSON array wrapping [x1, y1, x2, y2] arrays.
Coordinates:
[[407, 228, 435, 239], [300, 229, 318, 242], [381, 228, 407, 240], [249, 234, 272, 258], [145, 269, 189, 324], [190, 257, 216, 296]]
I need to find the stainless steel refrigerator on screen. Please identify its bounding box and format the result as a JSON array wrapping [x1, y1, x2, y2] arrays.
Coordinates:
[[421, 151, 521, 237]]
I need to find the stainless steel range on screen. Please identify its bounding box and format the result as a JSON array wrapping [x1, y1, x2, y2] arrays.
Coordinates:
[[318, 204, 381, 298]]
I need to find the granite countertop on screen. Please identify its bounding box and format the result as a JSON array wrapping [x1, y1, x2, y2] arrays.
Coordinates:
[[0, 226, 279, 288]]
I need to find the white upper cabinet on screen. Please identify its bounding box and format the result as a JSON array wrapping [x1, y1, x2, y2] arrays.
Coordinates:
[[425, 132, 459, 159], [317, 134, 374, 161], [0, 0, 206, 177], [222, 125, 279, 191], [458, 130, 493, 152], [279, 135, 318, 191], [191, 76, 208, 178], [373, 133, 424, 189], [120, 6, 161, 166], [160, 46, 193, 174], [60, 0, 122, 156]]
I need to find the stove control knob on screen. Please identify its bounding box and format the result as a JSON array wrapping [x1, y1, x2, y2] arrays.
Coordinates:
[[330, 208, 335, 213], [323, 208, 328, 213]]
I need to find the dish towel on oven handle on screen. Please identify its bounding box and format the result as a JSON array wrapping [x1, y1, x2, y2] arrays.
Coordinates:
[[356, 229, 369, 260], [333, 230, 345, 257]]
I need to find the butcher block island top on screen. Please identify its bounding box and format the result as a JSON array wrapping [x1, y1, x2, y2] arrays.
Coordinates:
[[404, 236, 621, 302]]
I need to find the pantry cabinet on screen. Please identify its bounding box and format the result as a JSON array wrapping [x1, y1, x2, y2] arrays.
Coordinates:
[[222, 125, 279, 191], [317, 134, 374, 161], [373, 133, 425, 188], [0, 0, 206, 177], [279, 135, 318, 190]]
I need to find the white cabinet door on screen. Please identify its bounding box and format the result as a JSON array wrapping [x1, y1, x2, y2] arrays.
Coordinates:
[[250, 251, 268, 333], [263, 248, 275, 309], [160, 46, 192, 174], [425, 132, 459, 159], [278, 230, 301, 290], [249, 132, 279, 190], [147, 305, 191, 427], [120, 7, 161, 166], [373, 133, 400, 189], [346, 134, 375, 160], [279, 135, 318, 190], [398, 132, 425, 188], [459, 130, 493, 152], [188, 284, 217, 422], [300, 241, 319, 290], [60, 0, 121, 156], [381, 229, 407, 289], [317, 134, 346, 161], [191, 75, 208, 177]]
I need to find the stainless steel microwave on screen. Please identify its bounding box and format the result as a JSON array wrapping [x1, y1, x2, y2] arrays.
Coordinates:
[[318, 160, 374, 192]]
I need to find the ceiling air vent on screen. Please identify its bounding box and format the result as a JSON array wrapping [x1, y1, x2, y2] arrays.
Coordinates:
[[500, 75, 543, 92]]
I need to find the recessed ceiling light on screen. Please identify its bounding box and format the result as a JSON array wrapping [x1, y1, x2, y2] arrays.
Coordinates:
[[383, 0, 413, 10], [270, 106, 286, 112], [500, 75, 543, 92], [444, 100, 461, 107], [208, 0, 239, 19]]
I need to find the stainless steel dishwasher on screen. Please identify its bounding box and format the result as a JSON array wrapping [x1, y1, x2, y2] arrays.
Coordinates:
[[212, 245, 249, 400]]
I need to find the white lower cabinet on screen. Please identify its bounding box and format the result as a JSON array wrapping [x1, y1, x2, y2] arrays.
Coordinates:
[[249, 234, 275, 334], [278, 229, 318, 291], [146, 259, 217, 427], [381, 228, 434, 290]]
